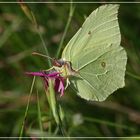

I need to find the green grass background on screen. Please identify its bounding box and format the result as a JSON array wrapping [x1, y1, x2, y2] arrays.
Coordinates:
[[0, 2, 140, 137]]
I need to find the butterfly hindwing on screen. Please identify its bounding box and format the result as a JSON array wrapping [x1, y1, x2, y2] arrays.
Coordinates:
[[70, 44, 127, 101]]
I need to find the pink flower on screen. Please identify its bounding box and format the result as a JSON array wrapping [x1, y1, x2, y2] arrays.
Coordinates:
[[26, 71, 65, 96]]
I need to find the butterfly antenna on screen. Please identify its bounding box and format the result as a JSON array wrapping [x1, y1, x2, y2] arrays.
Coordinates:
[[32, 52, 53, 60]]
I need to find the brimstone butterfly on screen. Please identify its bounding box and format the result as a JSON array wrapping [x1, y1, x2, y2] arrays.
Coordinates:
[[29, 4, 127, 101], [59, 4, 127, 101]]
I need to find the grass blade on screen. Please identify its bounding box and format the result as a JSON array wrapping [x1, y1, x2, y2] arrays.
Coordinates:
[[56, 1, 75, 58], [18, 1, 51, 66], [19, 76, 36, 140], [37, 89, 44, 140], [126, 71, 140, 81]]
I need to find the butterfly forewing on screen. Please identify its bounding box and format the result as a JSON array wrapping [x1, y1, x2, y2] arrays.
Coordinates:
[[62, 4, 120, 63]]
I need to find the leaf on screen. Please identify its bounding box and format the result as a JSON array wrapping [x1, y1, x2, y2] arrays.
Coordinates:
[[62, 4, 127, 101]]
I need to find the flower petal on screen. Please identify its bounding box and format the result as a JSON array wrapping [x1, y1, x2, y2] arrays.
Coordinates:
[[58, 79, 65, 97], [26, 70, 66, 97], [47, 72, 60, 77], [26, 71, 61, 78], [25, 72, 47, 77], [43, 77, 49, 90]]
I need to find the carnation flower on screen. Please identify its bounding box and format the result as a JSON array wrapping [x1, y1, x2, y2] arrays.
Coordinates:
[[26, 70, 65, 97]]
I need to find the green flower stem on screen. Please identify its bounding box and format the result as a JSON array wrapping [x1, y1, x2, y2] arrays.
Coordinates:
[[56, 1, 75, 58], [48, 79, 60, 124], [48, 79, 66, 136], [19, 76, 36, 140]]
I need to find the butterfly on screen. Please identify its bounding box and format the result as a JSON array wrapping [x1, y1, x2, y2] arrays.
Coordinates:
[[60, 4, 127, 101], [28, 4, 127, 101]]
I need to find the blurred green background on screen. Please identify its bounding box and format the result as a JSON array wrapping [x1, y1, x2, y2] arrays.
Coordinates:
[[0, 2, 140, 138]]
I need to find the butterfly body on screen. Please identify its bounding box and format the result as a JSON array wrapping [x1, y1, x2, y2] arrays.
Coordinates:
[[53, 59, 78, 78]]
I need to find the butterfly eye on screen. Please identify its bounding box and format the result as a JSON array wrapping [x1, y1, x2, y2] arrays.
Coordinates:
[[53, 60, 61, 67], [53, 59, 64, 67]]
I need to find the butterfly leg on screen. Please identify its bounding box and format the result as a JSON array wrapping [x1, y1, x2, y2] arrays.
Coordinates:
[[65, 78, 70, 89]]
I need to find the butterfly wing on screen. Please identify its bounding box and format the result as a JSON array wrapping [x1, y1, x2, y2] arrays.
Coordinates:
[[62, 4, 121, 63], [62, 4, 127, 101], [70, 44, 127, 101]]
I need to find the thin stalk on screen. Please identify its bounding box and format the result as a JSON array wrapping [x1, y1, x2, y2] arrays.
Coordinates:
[[84, 116, 135, 131], [126, 71, 140, 81], [56, 1, 75, 58], [48, 79, 59, 124], [19, 76, 36, 140], [37, 28, 51, 67], [45, 89, 53, 136], [18, 2, 51, 66], [37, 90, 44, 140], [45, 86, 56, 137], [45, 90, 51, 112], [48, 79, 66, 136]]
